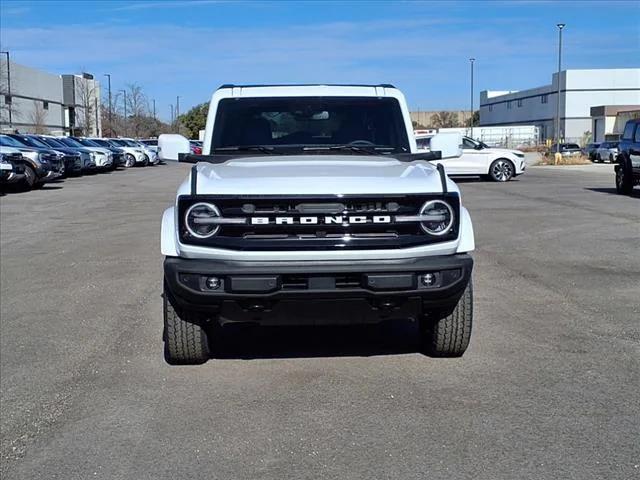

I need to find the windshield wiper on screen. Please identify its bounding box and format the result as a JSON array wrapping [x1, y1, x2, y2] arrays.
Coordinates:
[[303, 145, 396, 155], [213, 145, 282, 155]]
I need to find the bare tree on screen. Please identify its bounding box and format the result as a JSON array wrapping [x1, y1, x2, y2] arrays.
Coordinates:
[[29, 100, 48, 134], [74, 77, 99, 136], [125, 83, 148, 138], [430, 111, 460, 129]]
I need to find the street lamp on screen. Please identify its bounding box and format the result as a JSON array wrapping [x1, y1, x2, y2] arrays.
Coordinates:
[[555, 23, 565, 156], [469, 57, 475, 139], [120, 89, 127, 136], [104, 74, 112, 137], [0, 51, 12, 128]]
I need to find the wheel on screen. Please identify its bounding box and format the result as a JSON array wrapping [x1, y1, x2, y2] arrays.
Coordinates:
[[22, 165, 36, 189], [596, 153, 602, 163], [609, 154, 614, 163], [124, 154, 136, 168], [142, 154, 150, 166], [616, 159, 633, 195], [163, 285, 210, 364], [420, 281, 473, 357], [488, 159, 515, 182]]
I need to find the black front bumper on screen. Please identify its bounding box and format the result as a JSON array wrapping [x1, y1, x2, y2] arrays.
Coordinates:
[[164, 254, 473, 325]]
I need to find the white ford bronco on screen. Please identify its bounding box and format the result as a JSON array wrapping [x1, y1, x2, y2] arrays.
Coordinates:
[[160, 84, 475, 364]]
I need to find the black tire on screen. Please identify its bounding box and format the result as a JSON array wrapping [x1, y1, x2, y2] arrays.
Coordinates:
[[163, 285, 210, 364], [616, 157, 633, 195], [596, 153, 602, 163], [420, 281, 473, 357], [22, 164, 36, 189], [609, 154, 614, 163], [488, 159, 515, 182], [124, 154, 136, 168]]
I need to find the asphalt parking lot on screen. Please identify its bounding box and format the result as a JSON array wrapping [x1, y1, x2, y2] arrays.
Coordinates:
[[1, 163, 638, 480]]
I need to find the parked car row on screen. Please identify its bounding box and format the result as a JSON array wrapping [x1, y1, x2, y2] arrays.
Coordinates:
[[0, 134, 162, 191]]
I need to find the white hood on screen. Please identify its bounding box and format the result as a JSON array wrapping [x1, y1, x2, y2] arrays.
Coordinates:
[[177, 155, 458, 196]]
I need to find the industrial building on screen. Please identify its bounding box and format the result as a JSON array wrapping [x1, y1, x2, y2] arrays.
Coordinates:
[[0, 58, 101, 136], [479, 68, 640, 144]]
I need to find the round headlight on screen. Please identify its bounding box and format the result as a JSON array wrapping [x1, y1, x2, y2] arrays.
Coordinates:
[[419, 200, 454, 236], [185, 202, 221, 238]]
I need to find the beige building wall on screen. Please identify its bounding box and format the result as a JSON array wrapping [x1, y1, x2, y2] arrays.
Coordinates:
[[410, 111, 469, 128]]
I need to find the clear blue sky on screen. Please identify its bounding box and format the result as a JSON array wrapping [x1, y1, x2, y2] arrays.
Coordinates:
[[1, 0, 638, 120]]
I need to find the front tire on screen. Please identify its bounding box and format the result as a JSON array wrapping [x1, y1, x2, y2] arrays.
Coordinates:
[[616, 158, 633, 195], [163, 285, 210, 364], [22, 165, 36, 189], [488, 159, 515, 182], [420, 282, 473, 357]]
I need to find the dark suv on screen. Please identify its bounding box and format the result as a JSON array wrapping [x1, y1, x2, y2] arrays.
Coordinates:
[[615, 119, 640, 195]]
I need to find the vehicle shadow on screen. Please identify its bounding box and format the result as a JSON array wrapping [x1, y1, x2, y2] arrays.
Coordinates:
[[585, 187, 640, 199], [212, 320, 423, 360]]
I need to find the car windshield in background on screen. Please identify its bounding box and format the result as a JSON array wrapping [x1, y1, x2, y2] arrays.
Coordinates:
[[76, 138, 100, 147], [58, 137, 85, 148], [18, 135, 51, 149], [141, 140, 157, 146], [211, 96, 410, 154], [40, 137, 67, 149], [0, 135, 28, 148], [91, 139, 112, 148]]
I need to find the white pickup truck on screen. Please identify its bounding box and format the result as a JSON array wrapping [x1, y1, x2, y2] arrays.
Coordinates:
[[160, 84, 475, 364]]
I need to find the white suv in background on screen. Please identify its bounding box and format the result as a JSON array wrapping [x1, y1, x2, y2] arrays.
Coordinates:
[[416, 133, 526, 182], [120, 138, 159, 165]]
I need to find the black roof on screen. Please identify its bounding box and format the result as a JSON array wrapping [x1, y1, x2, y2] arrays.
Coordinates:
[[218, 83, 396, 90]]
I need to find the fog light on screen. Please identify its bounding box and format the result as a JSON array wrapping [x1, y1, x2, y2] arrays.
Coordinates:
[[205, 277, 221, 290], [422, 273, 436, 287]]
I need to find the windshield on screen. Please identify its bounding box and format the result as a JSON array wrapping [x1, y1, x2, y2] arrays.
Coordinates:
[[39, 137, 67, 149], [0, 135, 28, 148], [91, 139, 112, 148], [58, 137, 85, 148], [141, 139, 157, 146], [211, 96, 410, 154], [75, 138, 101, 148], [18, 135, 51, 149]]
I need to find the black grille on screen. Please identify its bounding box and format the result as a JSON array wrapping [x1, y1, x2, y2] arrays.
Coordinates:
[[178, 194, 460, 251]]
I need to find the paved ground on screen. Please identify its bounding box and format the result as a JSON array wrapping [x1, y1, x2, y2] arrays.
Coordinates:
[[1, 163, 638, 479]]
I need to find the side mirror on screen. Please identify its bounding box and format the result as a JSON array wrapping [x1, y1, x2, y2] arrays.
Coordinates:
[[158, 134, 190, 162], [429, 132, 463, 159]]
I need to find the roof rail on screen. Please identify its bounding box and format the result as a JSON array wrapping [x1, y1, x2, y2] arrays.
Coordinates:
[[217, 83, 396, 90]]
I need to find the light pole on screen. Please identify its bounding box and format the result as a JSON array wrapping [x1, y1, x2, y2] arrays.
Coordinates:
[[103, 73, 112, 137], [1, 51, 12, 128], [170, 104, 174, 130], [469, 57, 475, 139], [120, 89, 127, 136], [555, 23, 565, 156], [152, 99, 156, 120], [176, 95, 181, 131]]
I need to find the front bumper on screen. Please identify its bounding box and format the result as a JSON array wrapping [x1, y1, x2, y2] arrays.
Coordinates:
[[164, 254, 473, 325]]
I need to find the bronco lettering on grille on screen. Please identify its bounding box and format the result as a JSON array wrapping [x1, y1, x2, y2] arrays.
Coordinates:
[[251, 216, 392, 225]]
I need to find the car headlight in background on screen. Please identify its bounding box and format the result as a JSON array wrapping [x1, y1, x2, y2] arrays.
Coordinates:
[[419, 200, 454, 236], [185, 203, 221, 238], [37, 152, 50, 165]]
